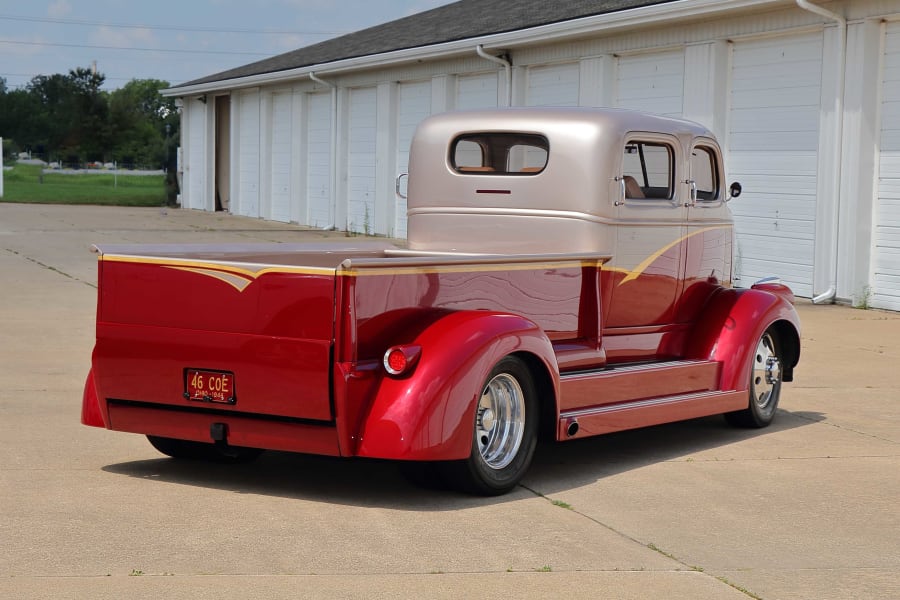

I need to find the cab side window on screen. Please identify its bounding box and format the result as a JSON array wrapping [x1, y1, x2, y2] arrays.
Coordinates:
[[623, 142, 674, 200], [691, 146, 720, 201]]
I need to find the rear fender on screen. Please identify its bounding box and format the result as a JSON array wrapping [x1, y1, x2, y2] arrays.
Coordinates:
[[686, 288, 801, 392], [355, 311, 558, 461]]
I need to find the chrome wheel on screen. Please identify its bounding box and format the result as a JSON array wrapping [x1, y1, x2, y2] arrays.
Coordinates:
[[442, 356, 538, 496], [751, 332, 782, 410], [725, 327, 783, 428], [476, 372, 526, 470]]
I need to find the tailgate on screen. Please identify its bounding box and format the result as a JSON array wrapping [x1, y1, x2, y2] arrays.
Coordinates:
[[91, 247, 338, 422]]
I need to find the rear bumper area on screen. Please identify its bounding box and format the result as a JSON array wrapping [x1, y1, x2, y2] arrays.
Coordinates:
[[106, 400, 342, 456]]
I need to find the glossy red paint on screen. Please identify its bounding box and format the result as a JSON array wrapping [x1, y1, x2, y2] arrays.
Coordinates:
[[106, 400, 340, 455], [685, 287, 801, 391], [354, 310, 557, 461], [81, 369, 105, 428]]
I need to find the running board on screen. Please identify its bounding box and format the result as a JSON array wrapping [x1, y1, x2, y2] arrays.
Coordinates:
[[557, 389, 747, 440], [558, 359, 721, 412]]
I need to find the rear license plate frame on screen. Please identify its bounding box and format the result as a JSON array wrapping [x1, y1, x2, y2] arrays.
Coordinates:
[[184, 369, 236, 405]]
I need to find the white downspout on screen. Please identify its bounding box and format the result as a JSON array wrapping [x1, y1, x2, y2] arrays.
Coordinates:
[[309, 72, 338, 230], [476, 44, 512, 107], [796, 0, 846, 304]]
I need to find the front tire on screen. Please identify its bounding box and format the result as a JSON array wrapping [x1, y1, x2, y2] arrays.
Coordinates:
[[444, 356, 538, 496], [725, 328, 783, 428]]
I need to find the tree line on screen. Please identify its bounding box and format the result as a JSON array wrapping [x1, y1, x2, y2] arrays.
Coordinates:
[[0, 68, 180, 169]]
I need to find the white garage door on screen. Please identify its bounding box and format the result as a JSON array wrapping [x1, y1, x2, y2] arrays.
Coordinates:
[[237, 90, 260, 218], [728, 32, 823, 298], [396, 81, 432, 238], [348, 87, 377, 235], [270, 92, 292, 223], [306, 92, 333, 229], [186, 102, 207, 210], [616, 51, 684, 117], [527, 63, 579, 107], [457, 72, 498, 109], [875, 23, 900, 311]]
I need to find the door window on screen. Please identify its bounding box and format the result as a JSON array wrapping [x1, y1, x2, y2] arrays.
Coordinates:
[[622, 142, 674, 200], [690, 146, 720, 201]]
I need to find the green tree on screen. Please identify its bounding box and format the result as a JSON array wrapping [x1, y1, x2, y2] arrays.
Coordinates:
[[108, 78, 177, 167]]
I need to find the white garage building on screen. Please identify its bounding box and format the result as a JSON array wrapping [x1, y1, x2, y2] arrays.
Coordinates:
[[164, 0, 900, 310]]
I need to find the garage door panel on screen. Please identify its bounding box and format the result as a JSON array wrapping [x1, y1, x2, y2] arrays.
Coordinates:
[[730, 84, 822, 109], [731, 37, 823, 66], [874, 22, 900, 309], [527, 63, 579, 107], [729, 152, 818, 176], [730, 106, 821, 134], [616, 51, 684, 117], [730, 66, 822, 93], [238, 91, 260, 218], [396, 81, 431, 238], [730, 130, 820, 151], [307, 92, 332, 229], [348, 87, 377, 234], [457, 73, 498, 109], [729, 33, 822, 296], [270, 92, 292, 223]]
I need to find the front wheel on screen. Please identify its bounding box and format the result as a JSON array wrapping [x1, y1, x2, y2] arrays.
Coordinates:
[[443, 356, 539, 496], [725, 328, 783, 428]]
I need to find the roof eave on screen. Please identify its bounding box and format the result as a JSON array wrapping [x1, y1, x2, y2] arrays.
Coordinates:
[[162, 0, 787, 97]]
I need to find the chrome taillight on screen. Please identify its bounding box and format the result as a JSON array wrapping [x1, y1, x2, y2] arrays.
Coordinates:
[[383, 345, 422, 377]]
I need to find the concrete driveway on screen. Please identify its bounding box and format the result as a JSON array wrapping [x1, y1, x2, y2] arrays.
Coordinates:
[[1, 204, 897, 599]]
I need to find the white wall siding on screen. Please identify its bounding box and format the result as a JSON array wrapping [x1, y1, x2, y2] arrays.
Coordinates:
[[615, 51, 684, 117], [526, 63, 580, 107], [396, 81, 432, 238], [875, 22, 900, 311], [728, 32, 823, 298], [237, 90, 261, 218], [347, 87, 377, 234], [269, 92, 293, 222]]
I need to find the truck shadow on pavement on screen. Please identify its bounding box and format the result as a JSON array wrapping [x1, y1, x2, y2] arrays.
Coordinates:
[[101, 408, 824, 510]]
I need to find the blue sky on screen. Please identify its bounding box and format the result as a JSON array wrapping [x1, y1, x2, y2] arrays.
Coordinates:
[[0, 0, 453, 90]]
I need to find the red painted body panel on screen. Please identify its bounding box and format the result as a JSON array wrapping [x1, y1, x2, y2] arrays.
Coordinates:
[[685, 287, 801, 390], [106, 401, 340, 455], [353, 311, 556, 461], [91, 258, 337, 423]]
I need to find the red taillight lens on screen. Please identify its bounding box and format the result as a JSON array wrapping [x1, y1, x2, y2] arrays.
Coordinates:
[[383, 345, 422, 377]]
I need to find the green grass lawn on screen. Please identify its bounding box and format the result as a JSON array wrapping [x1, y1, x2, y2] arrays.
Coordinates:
[[1, 164, 167, 206]]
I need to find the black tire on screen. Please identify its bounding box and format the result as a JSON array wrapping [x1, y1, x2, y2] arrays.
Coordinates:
[[146, 435, 263, 463], [443, 356, 539, 496], [725, 327, 783, 428]]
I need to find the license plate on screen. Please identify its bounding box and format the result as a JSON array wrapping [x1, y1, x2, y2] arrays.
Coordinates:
[[185, 369, 236, 404]]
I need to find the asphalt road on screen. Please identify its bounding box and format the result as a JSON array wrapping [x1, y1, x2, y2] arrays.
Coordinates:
[[1, 204, 898, 599]]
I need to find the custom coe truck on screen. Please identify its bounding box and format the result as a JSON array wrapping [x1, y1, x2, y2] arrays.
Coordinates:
[[82, 108, 800, 495]]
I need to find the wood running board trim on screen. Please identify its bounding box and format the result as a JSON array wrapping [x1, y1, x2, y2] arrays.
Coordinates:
[[558, 359, 721, 412]]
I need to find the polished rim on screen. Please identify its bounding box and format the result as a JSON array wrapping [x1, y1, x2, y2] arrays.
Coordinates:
[[476, 373, 526, 470], [751, 332, 781, 409]]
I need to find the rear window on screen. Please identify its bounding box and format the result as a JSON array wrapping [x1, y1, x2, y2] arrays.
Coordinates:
[[450, 133, 549, 175]]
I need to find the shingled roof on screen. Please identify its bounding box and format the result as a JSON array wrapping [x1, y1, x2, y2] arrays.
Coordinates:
[[176, 0, 677, 88]]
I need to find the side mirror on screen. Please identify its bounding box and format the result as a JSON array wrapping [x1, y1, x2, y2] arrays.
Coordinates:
[[728, 181, 742, 200]]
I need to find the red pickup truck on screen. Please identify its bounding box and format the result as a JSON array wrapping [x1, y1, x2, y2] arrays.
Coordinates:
[[82, 108, 800, 495]]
